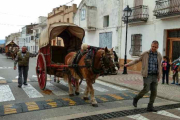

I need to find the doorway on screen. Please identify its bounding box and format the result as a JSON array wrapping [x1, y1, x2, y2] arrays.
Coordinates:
[[166, 29, 180, 62]]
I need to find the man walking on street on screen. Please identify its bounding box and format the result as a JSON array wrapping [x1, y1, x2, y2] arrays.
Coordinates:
[[125, 41, 162, 112], [14, 46, 30, 88]]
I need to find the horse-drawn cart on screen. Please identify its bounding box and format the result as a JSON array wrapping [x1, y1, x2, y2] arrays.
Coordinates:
[[36, 22, 119, 107], [36, 22, 85, 90], [5, 40, 19, 60]]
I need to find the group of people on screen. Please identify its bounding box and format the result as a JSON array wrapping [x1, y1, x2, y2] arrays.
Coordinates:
[[0, 47, 4, 53], [162, 56, 180, 85]]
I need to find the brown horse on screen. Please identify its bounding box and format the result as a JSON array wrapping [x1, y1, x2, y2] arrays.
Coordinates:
[[11, 48, 19, 60], [64, 45, 118, 107]]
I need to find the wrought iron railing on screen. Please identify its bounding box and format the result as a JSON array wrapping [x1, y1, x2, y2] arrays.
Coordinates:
[[154, 0, 180, 19], [122, 5, 149, 23]]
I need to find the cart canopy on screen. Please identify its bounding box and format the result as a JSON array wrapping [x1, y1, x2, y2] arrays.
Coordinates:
[[5, 41, 19, 47], [39, 22, 85, 49]]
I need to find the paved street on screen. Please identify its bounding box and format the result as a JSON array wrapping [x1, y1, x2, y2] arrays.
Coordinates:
[[0, 53, 180, 120]]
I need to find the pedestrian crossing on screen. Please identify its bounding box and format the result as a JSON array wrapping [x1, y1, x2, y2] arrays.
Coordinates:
[[22, 84, 43, 98], [0, 79, 128, 103], [0, 85, 15, 102], [125, 109, 180, 120]]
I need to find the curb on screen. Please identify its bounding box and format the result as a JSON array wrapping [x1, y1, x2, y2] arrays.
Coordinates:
[[97, 78, 180, 102]]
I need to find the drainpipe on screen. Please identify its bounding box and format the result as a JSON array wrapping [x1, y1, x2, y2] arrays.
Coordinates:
[[117, 0, 123, 59]]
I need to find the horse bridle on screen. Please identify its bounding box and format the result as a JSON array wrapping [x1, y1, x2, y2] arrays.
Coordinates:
[[100, 52, 118, 74]]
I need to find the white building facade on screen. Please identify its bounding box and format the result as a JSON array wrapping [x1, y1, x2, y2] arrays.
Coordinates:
[[19, 25, 36, 52], [32, 16, 47, 53], [120, 0, 180, 71], [74, 0, 123, 56]]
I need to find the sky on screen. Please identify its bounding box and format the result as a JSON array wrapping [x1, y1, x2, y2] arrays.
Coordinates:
[[0, 0, 82, 40]]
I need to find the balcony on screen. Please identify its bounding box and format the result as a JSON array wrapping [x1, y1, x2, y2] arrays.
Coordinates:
[[154, 0, 180, 19], [122, 5, 149, 24]]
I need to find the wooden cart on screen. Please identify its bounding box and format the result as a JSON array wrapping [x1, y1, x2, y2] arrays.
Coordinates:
[[36, 22, 85, 90], [5, 40, 19, 60]]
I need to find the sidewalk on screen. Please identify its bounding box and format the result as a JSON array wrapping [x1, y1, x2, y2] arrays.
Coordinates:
[[98, 70, 180, 102]]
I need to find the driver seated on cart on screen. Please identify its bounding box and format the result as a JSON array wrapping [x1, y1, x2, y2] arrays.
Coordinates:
[[14, 46, 30, 88]]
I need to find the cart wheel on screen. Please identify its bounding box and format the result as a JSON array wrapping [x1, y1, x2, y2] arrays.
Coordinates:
[[36, 53, 47, 90]]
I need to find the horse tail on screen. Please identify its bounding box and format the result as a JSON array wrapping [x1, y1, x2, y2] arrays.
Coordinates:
[[63, 52, 77, 81]]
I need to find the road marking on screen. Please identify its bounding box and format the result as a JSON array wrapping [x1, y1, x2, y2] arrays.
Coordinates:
[[26, 102, 39, 111], [81, 81, 109, 92], [0, 85, 15, 102], [0, 67, 13, 69], [12, 80, 18, 82], [107, 94, 124, 100], [47, 101, 57, 108], [156, 110, 180, 119], [60, 80, 68, 86], [96, 80, 127, 91], [46, 82, 68, 96], [4, 104, 17, 115], [22, 84, 43, 98], [32, 75, 37, 78], [0, 80, 7, 84], [62, 98, 76, 106], [127, 114, 149, 120], [0, 76, 5, 79]]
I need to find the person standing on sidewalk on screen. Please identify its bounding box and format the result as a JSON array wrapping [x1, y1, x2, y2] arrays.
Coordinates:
[[162, 56, 170, 85], [14, 46, 30, 88], [172, 57, 180, 64], [171, 62, 179, 85], [125, 40, 162, 112]]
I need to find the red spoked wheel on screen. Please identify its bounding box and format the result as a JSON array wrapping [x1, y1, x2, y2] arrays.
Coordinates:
[[36, 53, 47, 90]]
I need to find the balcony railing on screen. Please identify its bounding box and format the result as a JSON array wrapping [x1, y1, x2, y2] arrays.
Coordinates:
[[122, 5, 149, 24], [154, 0, 180, 19]]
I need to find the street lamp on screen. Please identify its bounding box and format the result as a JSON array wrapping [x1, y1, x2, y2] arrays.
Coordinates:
[[122, 5, 132, 74]]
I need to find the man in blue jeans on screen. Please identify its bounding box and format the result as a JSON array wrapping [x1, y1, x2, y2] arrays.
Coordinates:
[[125, 41, 162, 112], [14, 46, 30, 88]]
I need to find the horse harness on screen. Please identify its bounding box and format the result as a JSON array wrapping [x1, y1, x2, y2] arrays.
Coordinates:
[[71, 46, 118, 82]]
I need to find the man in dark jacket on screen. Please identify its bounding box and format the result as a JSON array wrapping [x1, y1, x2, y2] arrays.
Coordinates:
[[14, 46, 30, 88]]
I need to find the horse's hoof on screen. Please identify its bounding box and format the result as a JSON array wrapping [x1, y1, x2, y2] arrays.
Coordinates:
[[92, 104, 98, 107], [69, 94, 74, 97], [75, 92, 80, 96], [83, 97, 89, 100]]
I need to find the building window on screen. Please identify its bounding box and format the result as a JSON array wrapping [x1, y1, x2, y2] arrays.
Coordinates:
[[129, 34, 142, 56], [31, 36, 34, 40], [81, 9, 86, 21], [103, 15, 109, 27], [168, 30, 180, 38], [67, 18, 69, 23], [99, 32, 112, 49]]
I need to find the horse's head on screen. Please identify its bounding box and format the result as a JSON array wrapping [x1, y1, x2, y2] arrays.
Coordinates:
[[101, 47, 119, 74]]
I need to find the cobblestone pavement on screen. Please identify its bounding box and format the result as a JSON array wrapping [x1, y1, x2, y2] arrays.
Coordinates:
[[98, 70, 180, 102]]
